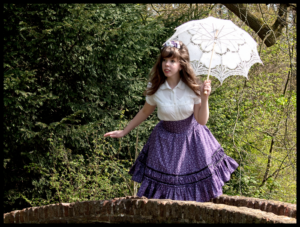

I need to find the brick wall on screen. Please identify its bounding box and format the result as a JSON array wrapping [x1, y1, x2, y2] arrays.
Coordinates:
[[210, 194, 297, 218], [3, 195, 296, 224]]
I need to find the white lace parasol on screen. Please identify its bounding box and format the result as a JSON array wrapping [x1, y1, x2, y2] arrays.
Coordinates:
[[166, 16, 263, 85]]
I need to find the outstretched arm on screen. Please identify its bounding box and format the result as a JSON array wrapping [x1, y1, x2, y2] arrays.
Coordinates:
[[104, 102, 156, 138]]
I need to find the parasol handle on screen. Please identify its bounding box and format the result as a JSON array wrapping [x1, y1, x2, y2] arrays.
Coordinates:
[[204, 29, 219, 95]]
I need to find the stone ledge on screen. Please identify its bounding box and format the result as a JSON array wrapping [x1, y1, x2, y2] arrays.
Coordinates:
[[3, 196, 297, 224], [209, 194, 297, 219]]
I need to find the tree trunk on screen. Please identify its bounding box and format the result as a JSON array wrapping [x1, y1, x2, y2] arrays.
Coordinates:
[[223, 4, 289, 47], [260, 138, 274, 187], [133, 124, 139, 196]]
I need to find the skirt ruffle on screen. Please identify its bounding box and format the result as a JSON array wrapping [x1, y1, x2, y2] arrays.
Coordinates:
[[129, 114, 239, 202]]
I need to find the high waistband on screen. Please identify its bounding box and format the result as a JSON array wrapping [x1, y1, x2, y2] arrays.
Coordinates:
[[161, 114, 197, 134]]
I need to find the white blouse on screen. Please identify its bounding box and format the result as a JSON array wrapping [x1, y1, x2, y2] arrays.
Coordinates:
[[146, 79, 201, 121]]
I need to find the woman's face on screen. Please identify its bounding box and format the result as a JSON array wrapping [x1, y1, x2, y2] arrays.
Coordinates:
[[162, 57, 182, 78]]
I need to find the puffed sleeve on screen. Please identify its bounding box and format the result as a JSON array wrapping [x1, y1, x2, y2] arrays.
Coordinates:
[[192, 89, 201, 104], [145, 82, 156, 106], [193, 95, 201, 104]]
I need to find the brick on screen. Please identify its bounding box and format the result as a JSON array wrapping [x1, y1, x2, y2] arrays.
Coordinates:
[[223, 196, 230, 205], [212, 207, 222, 223], [218, 196, 225, 205], [220, 208, 229, 223], [132, 216, 148, 223], [97, 215, 110, 223], [38, 206, 45, 221], [254, 200, 261, 210], [47, 205, 55, 219], [12, 211, 19, 223], [260, 200, 267, 212], [211, 196, 218, 203], [44, 205, 49, 220], [157, 200, 168, 219], [122, 215, 134, 223], [283, 205, 291, 217], [94, 200, 101, 215], [183, 203, 195, 221], [247, 200, 255, 209], [33, 207, 39, 222], [123, 199, 134, 216], [110, 215, 126, 223], [170, 201, 182, 219], [86, 216, 99, 223], [111, 200, 118, 215], [83, 201, 90, 216], [73, 202, 80, 216], [164, 202, 173, 220], [244, 212, 255, 223], [57, 204, 63, 217], [235, 198, 242, 207], [194, 204, 205, 223], [19, 210, 24, 223], [259, 214, 270, 224], [74, 201, 89, 216], [28, 207, 34, 223], [277, 204, 285, 216], [227, 208, 235, 223], [266, 202, 273, 212], [280, 216, 297, 224], [252, 213, 264, 223], [272, 216, 284, 224], [4, 212, 13, 224], [58, 203, 68, 217], [148, 216, 161, 224], [236, 211, 247, 223], [166, 201, 181, 222], [61, 203, 68, 217], [14, 211, 20, 224], [228, 197, 235, 206], [239, 198, 247, 207], [48, 218, 68, 223], [271, 203, 279, 215], [143, 200, 159, 217], [89, 201, 97, 216], [53, 204, 60, 218], [291, 208, 296, 218], [135, 199, 148, 216], [115, 199, 126, 215], [120, 214, 131, 223], [100, 200, 110, 216], [204, 204, 214, 223], [22, 208, 30, 223], [110, 199, 119, 215], [68, 203, 75, 217]]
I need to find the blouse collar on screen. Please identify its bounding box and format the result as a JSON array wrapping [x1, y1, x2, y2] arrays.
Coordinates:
[[161, 79, 185, 90]]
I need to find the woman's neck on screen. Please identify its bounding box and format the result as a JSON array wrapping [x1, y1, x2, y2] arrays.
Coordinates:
[[166, 75, 181, 89]]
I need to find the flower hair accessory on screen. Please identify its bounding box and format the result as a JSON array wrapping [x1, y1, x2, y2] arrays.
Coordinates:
[[161, 40, 180, 49]]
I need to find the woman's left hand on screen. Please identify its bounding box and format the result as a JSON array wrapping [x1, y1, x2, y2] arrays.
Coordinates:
[[201, 80, 211, 97]]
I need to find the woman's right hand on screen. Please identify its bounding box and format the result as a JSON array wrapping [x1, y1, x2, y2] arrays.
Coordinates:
[[104, 130, 125, 138]]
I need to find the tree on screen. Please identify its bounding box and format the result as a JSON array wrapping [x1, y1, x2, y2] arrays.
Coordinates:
[[223, 4, 295, 47], [3, 3, 166, 212]]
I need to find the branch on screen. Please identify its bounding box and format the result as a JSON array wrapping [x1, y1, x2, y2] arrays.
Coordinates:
[[259, 138, 274, 187], [223, 4, 289, 47], [150, 4, 161, 16]]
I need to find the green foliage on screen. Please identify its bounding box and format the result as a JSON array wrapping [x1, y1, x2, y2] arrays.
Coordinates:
[[3, 3, 165, 212], [3, 3, 296, 213], [4, 3, 208, 213]]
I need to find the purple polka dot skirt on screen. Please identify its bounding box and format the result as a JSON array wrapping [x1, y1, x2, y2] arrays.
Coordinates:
[[129, 114, 239, 202]]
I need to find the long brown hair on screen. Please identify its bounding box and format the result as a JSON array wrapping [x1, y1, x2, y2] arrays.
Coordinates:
[[144, 40, 201, 97]]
